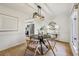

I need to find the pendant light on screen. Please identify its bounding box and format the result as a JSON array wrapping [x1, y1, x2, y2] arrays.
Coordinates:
[[33, 5, 44, 20]]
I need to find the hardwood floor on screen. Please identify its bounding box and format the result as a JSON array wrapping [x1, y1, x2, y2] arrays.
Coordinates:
[[0, 40, 73, 56]]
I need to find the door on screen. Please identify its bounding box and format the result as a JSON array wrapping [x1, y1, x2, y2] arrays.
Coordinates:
[[71, 8, 78, 55]]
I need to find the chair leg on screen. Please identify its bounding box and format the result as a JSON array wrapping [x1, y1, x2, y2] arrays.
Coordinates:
[[34, 42, 41, 56], [46, 40, 56, 56], [24, 46, 28, 56], [34, 46, 38, 56], [54, 46, 57, 51], [44, 46, 56, 56], [24, 39, 31, 56], [50, 47, 56, 56], [34, 46, 41, 56]]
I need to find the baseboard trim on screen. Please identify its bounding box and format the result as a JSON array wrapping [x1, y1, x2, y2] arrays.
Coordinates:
[[55, 40, 73, 55], [55, 40, 69, 44], [0, 40, 25, 52], [69, 43, 73, 56]]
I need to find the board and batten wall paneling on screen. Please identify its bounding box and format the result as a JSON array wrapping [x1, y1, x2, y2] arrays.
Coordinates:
[[0, 5, 26, 51], [0, 13, 18, 31]]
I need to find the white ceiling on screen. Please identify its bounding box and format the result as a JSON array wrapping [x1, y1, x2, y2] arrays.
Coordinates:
[[46, 3, 74, 16], [0, 3, 74, 19]]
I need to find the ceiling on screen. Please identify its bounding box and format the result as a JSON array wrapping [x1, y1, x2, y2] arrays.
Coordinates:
[[45, 3, 74, 16], [0, 3, 74, 19]]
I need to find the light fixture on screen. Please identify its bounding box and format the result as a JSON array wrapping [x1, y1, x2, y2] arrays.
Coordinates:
[[55, 25, 59, 29], [33, 5, 44, 20]]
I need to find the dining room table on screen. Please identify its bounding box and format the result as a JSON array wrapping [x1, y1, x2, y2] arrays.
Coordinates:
[[25, 33, 58, 55]]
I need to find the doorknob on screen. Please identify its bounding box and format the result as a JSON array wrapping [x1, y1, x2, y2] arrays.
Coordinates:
[[74, 38, 77, 40]]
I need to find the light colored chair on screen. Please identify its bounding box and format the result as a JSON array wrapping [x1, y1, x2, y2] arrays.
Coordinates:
[[24, 37, 41, 56], [24, 36, 57, 56]]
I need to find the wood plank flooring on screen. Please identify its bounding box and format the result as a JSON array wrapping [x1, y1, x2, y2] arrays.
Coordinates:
[[0, 40, 73, 56]]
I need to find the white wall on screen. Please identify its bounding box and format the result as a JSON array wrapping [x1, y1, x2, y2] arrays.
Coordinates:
[[52, 14, 70, 42], [0, 18, 2, 29], [0, 5, 26, 51]]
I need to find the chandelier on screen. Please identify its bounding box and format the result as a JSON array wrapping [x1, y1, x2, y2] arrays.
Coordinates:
[[33, 5, 44, 20]]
